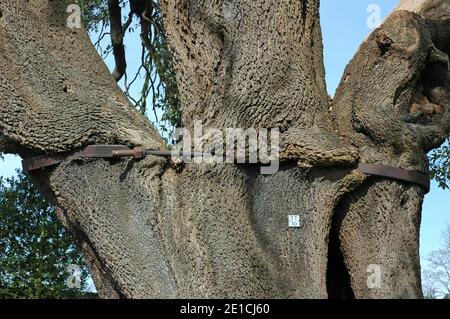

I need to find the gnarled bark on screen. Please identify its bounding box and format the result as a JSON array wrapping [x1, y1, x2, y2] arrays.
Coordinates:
[[0, 0, 448, 298], [331, 1, 449, 298]]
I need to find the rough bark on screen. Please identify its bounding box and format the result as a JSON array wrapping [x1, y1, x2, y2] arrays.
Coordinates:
[[330, 1, 449, 298], [0, 0, 448, 298], [160, 0, 359, 166]]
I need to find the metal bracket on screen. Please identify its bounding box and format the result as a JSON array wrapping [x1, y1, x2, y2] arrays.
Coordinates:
[[22, 145, 132, 172], [21, 145, 431, 193]]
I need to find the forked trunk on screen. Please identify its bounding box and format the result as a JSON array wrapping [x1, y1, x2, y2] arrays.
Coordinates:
[[0, 0, 448, 298]]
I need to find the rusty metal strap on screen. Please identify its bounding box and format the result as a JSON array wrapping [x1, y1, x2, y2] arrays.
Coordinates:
[[356, 162, 430, 193], [21, 145, 197, 171], [22, 145, 430, 192], [22, 145, 133, 172]]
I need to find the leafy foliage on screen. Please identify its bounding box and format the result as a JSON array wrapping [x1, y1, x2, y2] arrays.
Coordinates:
[[142, 9, 182, 135], [77, 0, 182, 138], [0, 172, 90, 298], [75, 0, 109, 33], [429, 140, 450, 190]]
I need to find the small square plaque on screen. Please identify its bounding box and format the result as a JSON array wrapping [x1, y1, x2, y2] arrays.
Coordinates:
[[288, 215, 300, 228]]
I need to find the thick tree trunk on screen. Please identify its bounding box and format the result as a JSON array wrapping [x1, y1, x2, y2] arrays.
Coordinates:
[[0, 0, 448, 298], [330, 2, 450, 298]]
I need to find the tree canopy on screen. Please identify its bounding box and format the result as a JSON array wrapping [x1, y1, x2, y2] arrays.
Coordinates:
[[0, 172, 90, 298]]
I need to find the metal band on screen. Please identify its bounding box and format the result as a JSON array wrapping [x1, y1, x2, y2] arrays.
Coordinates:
[[22, 145, 132, 172], [357, 162, 430, 193], [22, 145, 431, 192], [21, 145, 202, 171]]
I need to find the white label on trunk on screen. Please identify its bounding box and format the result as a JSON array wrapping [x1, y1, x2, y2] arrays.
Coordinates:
[[288, 215, 300, 228]]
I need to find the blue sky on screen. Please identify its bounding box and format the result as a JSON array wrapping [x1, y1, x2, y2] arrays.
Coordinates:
[[1, 0, 448, 268]]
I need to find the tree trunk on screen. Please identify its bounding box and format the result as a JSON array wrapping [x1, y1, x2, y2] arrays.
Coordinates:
[[0, 0, 448, 298]]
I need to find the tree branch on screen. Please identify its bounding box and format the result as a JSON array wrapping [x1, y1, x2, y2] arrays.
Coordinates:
[[108, 0, 127, 82], [160, 0, 359, 167], [329, 1, 449, 298], [0, 1, 165, 155]]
